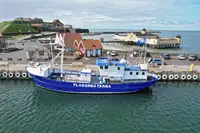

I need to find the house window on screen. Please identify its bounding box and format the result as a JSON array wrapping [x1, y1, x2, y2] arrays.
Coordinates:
[[130, 72, 133, 75], [136, 72, 139, 75], [142, 72, 145, 75], [100, 66, 103, 69], [105, 66, 108, 69], [117, 67, 120, 70]]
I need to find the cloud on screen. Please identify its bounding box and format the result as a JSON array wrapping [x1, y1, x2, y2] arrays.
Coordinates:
[[0, 0, 200, 30]]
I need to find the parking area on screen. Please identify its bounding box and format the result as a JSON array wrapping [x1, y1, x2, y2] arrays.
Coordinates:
[[1, 39, 200, 66]]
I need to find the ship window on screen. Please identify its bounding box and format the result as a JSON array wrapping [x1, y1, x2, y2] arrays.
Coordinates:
[[130, 72, 133, 75], [136, 72, 139, 75], [117, 67, 120, 70], [100, 66, 103, 69], [105, 66, 108, 69], [142, 72, 145, 75]]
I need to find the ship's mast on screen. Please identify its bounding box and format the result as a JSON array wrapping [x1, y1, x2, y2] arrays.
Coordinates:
[[60, 26, 66, 78], [50, 42, 54, 67], [144, 36, 147, 65]]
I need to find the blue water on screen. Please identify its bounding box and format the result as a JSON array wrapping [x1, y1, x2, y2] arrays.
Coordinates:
[[1, 81, 200, 133], [160, 31, 200, 54], [89, 29, 200, 54]]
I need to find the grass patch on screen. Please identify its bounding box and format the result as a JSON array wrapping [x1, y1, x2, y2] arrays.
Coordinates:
[[1, 24, 37, 35], [0, 21, 11, 31]]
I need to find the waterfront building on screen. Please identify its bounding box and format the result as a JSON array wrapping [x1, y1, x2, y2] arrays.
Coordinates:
[[113, 28, 183, 48], [52, 19, 64, 28]]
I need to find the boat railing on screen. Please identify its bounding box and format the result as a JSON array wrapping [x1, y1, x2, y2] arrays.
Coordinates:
[[54, 68, 81, 75]]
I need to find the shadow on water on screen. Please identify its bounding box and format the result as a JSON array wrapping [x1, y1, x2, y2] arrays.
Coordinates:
[[33, 86, 156, 106]]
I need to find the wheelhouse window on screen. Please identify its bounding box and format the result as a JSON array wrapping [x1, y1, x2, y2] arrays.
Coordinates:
[[105, 66, 108, 69], [100, 66, 103, 69], [130, 72, 133, 75], [136, 72, 139, 75], [142, 72, 145, 75], [117, 67, 120, 70]]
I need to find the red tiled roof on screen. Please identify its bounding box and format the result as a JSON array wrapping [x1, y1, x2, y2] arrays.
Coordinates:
[[82, 39, 103, 50], [31, 24, 44, 27], [53, 19, 59, 23], [64, 33, 82, 48]]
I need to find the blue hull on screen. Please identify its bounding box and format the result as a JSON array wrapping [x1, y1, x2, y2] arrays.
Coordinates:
[[29, 73, 158, 94]]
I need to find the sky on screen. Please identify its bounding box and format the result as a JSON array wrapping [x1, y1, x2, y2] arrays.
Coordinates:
[[0, 0, 200, 30]]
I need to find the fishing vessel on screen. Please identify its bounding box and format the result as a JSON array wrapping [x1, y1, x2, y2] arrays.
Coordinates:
[[26, 33, 158, 94]]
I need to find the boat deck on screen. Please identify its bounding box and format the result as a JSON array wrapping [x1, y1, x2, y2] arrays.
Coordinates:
[[47, 73, 153, 84]]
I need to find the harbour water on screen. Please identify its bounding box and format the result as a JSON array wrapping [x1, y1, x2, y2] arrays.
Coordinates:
[[1, 81, 200, 133], [1, 30, 200, 133]]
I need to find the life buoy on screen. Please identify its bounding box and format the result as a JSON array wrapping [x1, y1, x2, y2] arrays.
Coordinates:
[[187, 75, 192, 80], [168, 74, 174, 80], [174, 74, 179, 80], [2, 71, 8, 78], [162, 74, 167, 80], [157, 75, 161, 80], [22, 72, 27, 78], [181, 75, 186, 80], [193, 75, 198, 80], [15, 72, 21, 78], [8, 72, 14, 78]]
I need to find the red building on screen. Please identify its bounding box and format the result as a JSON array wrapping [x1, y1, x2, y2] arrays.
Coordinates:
[[56, 33, 103, 57], [81, 39, 103, 57]]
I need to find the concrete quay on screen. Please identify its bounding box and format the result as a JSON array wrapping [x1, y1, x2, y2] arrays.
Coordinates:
[[149, 65, 200, 81], [1, 62, 200, 82]]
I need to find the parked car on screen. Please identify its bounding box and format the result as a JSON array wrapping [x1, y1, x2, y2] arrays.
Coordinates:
[[198, 56, 200, 61], [188, 54, 197, 61], [177, 54, 187, 60], [110, 51, 118, 56], [160, 53, 170, 59], [148, 58, 165, 65]]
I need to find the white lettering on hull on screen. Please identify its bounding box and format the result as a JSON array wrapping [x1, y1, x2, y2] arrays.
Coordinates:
[[73, 83, 111, 88]]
